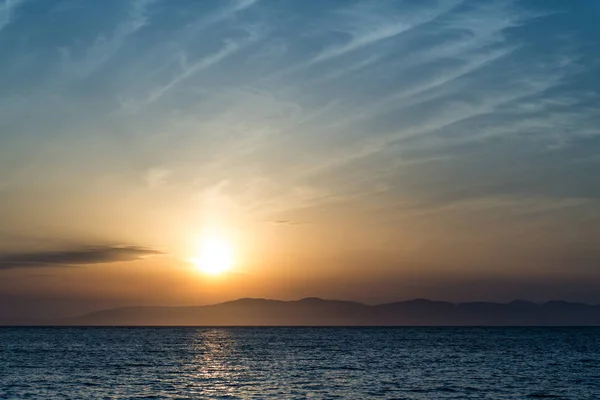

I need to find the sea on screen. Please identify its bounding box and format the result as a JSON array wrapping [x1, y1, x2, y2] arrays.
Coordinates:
[[1, 327, 599, 399]]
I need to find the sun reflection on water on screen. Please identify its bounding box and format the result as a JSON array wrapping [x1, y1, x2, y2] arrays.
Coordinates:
[[188, 329, 249, 397]]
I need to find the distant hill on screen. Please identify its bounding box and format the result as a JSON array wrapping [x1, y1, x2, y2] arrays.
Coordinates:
[[3, 298, 600, 326]]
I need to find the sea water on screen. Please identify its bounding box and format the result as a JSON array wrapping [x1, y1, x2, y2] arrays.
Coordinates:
[[1, 327, 599, 399]]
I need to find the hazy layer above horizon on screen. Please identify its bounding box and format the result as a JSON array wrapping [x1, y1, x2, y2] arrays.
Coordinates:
[[1, 0, 600, 319]]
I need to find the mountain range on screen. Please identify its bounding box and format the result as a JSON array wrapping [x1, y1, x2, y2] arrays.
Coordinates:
[[3, 298, 600, 326]]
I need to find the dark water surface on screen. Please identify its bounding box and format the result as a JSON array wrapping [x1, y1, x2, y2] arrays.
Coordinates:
[[1, 327, 599, 399]]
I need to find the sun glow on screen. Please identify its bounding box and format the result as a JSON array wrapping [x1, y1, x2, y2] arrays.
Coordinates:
[[190, 237, 235, 275]]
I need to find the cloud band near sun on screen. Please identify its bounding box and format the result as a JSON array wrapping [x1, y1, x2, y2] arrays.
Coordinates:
[[0, 246, 163, 270]]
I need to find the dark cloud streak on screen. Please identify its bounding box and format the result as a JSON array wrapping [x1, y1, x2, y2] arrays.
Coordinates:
[[0, 246, 162, 270]]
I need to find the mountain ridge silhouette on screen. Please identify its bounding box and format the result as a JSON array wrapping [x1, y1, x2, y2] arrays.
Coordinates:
[[3, 297, 600, 326]]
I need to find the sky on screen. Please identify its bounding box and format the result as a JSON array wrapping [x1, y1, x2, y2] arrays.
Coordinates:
[[1, 0, 600, 319]]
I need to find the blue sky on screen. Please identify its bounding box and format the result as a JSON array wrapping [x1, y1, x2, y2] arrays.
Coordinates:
[[1, 0, 599, 313]]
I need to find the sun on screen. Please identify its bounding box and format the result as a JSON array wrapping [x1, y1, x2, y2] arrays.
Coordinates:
[[190, 237, 235, 275]]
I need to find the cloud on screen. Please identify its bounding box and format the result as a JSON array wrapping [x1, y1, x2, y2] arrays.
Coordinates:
[[270, 220, 311, 226], [0, 0, 26, 32], [0, 245, 163, 270], [260, 3, 586, 212], [144, 167, 170, 188], [139, 27, 264, 106], [241, 2, 537, 194], [314, 0, 461, 63], [60, 0, 154, 79], [202, 0, 260, 26]]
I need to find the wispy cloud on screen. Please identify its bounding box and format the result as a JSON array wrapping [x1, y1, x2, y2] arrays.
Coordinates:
[[273, 3, 575, 195], [270, 220, 311, 226], [144, 34, 260, 104], [60, 0, 154, 79], [0, 0, 26, 32], [202, 0, 260, 26], [397, 195, 596, 221], [273, 0, 461, 80], [310, 0, 461, 65], [144, 167, 170, 188]]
